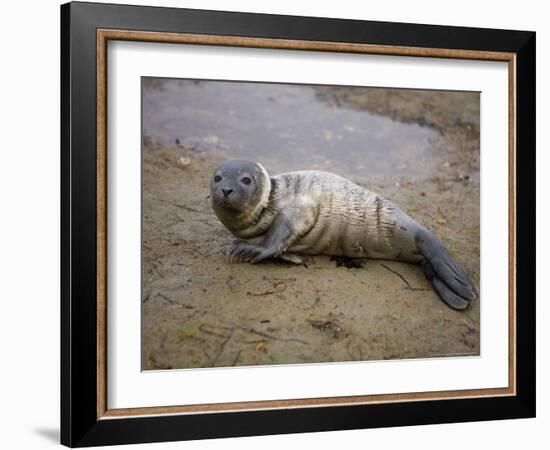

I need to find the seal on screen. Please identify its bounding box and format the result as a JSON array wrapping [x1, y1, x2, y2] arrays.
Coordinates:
[[210, 160, 478, 310]]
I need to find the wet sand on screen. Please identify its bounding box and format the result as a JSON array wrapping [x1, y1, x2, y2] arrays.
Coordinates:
[[142, 80, 480, 370]]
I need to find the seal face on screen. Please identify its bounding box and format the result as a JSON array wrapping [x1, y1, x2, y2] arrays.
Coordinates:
[[211, 160, 262, 213], [210, 160, 271, 233], [210, 160, 478, 310]]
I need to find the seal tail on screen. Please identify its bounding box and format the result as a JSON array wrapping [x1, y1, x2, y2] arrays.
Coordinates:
[[416, 228, 478, 310]]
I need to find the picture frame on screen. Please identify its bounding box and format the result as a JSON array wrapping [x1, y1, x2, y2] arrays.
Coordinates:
[[60, 1, 535, 447]]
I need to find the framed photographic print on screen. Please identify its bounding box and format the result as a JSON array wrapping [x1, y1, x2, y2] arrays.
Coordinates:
[[61, 1, 536, 447]]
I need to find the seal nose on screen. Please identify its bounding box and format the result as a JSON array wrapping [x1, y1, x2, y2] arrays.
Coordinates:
[[222, 188, 233, 198]]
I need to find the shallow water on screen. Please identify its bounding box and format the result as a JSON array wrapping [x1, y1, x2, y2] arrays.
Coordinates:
[[142, 79, 438, 177]]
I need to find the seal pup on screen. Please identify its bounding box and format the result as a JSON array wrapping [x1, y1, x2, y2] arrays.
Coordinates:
[[210, 160, 478, 310]]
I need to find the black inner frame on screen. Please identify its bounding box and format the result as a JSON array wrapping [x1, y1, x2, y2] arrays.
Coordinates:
[[61, 2, 536, 447]]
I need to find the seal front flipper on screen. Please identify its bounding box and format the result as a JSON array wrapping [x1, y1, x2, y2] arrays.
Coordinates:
[[227, 240, 262, 263], [229, 204, 316, 264], [250, 213, 295, 263], [249, 203, 318, 263], [417, 228, 478, 309], [225, 213, 297, 263]]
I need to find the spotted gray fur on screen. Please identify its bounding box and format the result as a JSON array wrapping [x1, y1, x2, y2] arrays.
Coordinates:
[[210, 160, 478, 310]]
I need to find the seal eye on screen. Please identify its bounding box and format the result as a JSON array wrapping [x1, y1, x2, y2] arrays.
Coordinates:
[[241, 177, 252, 185], [213, 175, 222, 183]]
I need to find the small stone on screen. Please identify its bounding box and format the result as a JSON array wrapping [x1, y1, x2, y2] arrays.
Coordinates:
[[176, 157, 192, 168]]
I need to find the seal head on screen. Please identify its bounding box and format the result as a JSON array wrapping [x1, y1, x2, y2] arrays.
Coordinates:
[[210, 160, 271, 231]]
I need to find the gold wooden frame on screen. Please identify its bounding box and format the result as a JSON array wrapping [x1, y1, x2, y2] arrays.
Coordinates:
[[96, 29, 516, 420]]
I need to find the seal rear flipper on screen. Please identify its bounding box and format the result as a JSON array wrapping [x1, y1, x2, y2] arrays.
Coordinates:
[[417, 229, 478, 307], [432, 276, 470, 310]]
